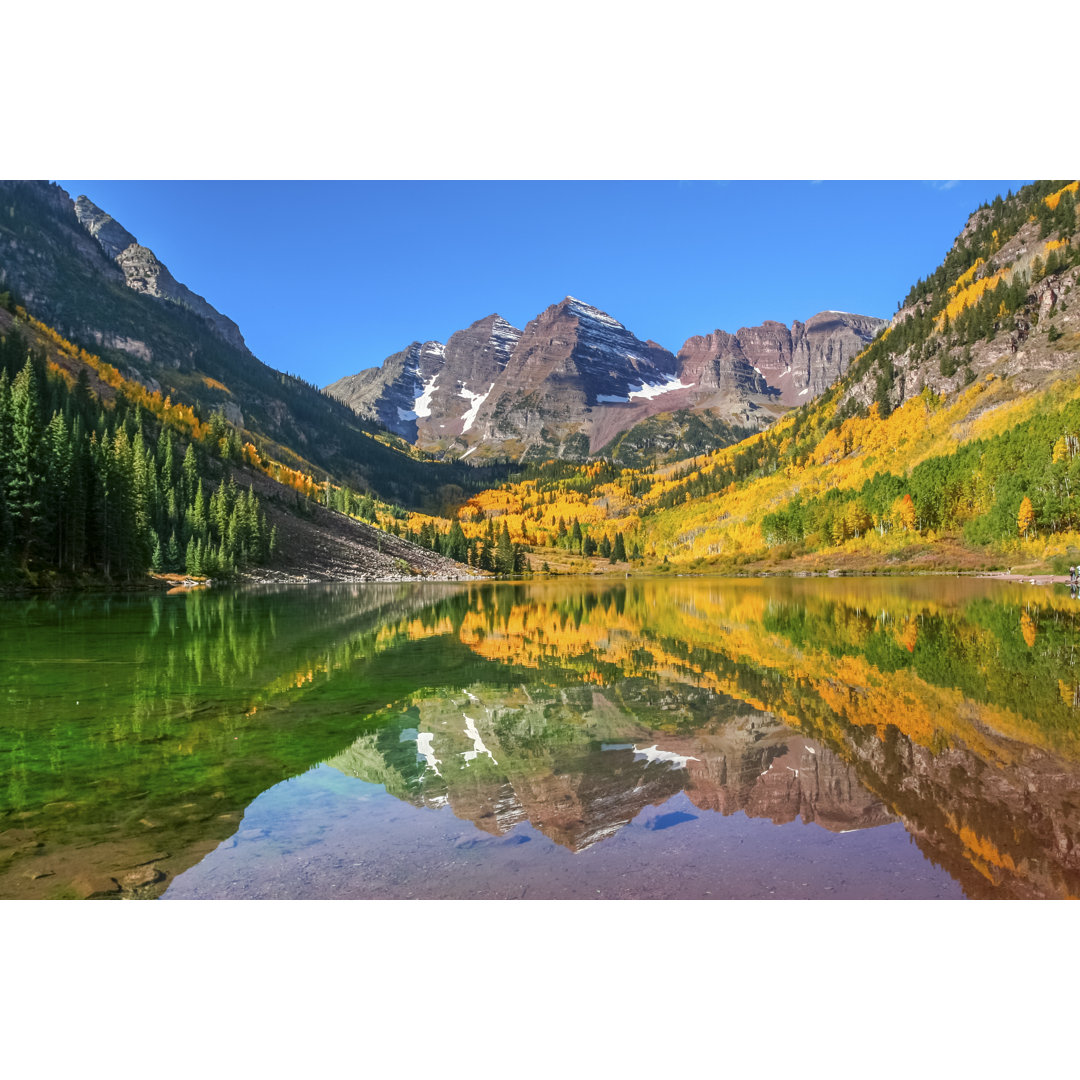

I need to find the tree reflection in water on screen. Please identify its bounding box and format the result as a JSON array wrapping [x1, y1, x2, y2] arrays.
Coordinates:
[[3, 577, 1079, 898]]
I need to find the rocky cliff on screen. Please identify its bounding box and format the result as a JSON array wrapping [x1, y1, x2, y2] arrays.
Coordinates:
[[708, 311, 887, 406], [74, 195, 249, 352]]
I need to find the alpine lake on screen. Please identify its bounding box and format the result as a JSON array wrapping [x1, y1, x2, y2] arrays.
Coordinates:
[[3, 575, 1079, 901]]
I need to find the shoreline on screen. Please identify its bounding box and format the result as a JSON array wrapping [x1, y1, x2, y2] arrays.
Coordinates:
[[3, 565, 1077, 598]]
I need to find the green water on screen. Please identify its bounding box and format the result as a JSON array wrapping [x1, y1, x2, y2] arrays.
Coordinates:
[[3, 577, 1080, 899]]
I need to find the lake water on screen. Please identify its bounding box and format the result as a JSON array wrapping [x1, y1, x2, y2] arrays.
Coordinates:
[[2, 576, 1079, 900]]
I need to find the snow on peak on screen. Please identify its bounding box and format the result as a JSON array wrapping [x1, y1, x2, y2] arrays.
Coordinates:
[[564, 296, 625, 330], [488, 317, 520, 365]]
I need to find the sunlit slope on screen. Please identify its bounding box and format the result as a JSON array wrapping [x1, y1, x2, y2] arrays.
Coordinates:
[[398, 181, 1080, 572]]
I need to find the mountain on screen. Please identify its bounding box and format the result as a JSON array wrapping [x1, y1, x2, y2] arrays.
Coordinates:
[[325, 313, 522, 447], [326, 296, 885, 464], [0, 180, 507, 512]]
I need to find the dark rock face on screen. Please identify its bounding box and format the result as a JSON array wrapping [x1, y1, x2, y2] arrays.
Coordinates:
[[326, 300, 885, 462], [324, 339, 447, 440], [791, 311, 888, 400], [73, 195, 137, 258], [325, 314, 523, 445], [73, 195, 248, 353]]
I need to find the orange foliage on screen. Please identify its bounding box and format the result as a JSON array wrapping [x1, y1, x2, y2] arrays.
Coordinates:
[[1044, 181, 1079, 211], [937, 267, 1005, 329], [17, 308, 210, 442], [1017, 497, 1035, 537]]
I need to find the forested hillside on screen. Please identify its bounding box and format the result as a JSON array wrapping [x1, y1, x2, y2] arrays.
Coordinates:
[[0, 308, 275, 585], [0, 299, 476, 587], [389, 181, 1080, 576]]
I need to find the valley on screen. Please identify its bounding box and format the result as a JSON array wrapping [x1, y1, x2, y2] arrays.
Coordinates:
[[0, 179, 1078, 589]]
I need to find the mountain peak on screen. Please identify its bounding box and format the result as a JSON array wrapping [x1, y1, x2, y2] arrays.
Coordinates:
[[560, 296, 625, 328]]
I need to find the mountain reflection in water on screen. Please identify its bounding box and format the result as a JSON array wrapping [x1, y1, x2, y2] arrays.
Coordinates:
[[3, 577, 1080, 899]]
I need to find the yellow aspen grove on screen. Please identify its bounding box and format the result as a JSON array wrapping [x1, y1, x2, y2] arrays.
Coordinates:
[[1018, 497, 1035, 538]]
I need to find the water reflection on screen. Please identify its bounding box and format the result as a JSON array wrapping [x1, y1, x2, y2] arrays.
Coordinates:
[[3, 577, 1080, 898]]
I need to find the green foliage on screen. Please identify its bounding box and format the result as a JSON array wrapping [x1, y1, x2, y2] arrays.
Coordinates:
[[0, 333, 276, 584]]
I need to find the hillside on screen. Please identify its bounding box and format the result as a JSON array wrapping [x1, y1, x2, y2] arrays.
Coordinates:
[[0, 301, 475, 589], [391, 181, 1080, 576]]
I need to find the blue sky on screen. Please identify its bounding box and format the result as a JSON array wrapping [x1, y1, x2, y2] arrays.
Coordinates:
[[59, 180, 1023, 387]]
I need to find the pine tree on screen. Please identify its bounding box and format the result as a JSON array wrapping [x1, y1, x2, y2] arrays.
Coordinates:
[[166, 531, 181, 571], [9, 358, 46, 563], [496, 521, 514, 575], [0, 370, 13, 559], [181, 443, 198, 505], [44, 411, 71, 567], [446, 519, 468, 563]]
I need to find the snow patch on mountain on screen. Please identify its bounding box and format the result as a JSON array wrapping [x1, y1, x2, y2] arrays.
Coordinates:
[[565, 296, 624, 330], [628, 375, 694, 401], [413, 374, 439, 418], [596, 375, 693, 404], [459, 382, 495, 432], [489, 317, 520, 365]]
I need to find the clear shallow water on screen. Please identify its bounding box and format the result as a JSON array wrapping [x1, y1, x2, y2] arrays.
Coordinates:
[[3, 577, 1080, 899]]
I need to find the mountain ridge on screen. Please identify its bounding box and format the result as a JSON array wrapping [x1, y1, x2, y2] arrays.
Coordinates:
[[326, 295, 885, 464]]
